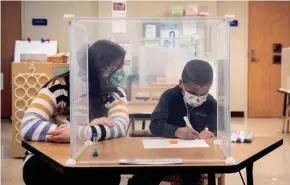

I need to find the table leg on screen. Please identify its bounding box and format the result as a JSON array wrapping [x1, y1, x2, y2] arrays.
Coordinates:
[[282, 94, 287, 132], [131, 119, 135, 131], [246, 163, 254, 185], [142, 120, 146, 130], [208, 173, 216, 185]]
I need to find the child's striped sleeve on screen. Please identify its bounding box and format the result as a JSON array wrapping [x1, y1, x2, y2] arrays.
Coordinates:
[[77, 87, 130, 141], [90, 90, 129, 141], [20, 88, 58, 141]]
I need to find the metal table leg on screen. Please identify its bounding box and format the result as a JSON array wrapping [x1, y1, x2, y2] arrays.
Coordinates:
[[208, 173, 216, 185], [131, 118, 135, 131], [282, 94, 287, 132], [246, 163, 254, 185]]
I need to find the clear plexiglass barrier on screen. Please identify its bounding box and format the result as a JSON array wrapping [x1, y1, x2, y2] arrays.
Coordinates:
[[67, 17, 232, 166], [281, 48, 290, 90]]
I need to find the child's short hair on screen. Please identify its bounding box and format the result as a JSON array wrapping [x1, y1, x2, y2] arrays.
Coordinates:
[[181, 60, 213, 86]]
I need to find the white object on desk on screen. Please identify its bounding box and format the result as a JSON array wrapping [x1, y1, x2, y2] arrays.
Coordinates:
[[14, 40, 58, 62], [142, 139, 209, 149], [119, 158, 183, 165]]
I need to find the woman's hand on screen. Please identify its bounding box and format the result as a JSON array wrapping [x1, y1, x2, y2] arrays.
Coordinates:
[[46, 124, 70, 143], [90, 117, 114, 127]]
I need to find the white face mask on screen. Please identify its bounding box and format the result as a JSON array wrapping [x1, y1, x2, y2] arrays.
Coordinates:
[[183, 90, 208, 107]]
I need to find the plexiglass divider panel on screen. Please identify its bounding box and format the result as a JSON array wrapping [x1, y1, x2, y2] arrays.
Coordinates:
[[69, 21, 90, 161], [282, 48, 290, 90], [67, 17, 232, 165]]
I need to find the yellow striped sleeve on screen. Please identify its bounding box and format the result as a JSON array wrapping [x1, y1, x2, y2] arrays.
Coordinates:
[[28, 103, 51, 117], [35, 93, 56, 110], [108, 109, 129, 117], [109, 100, 128, 108]]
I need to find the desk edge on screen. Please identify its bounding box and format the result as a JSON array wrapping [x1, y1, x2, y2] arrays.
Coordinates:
[[22, 141, 65, 173]]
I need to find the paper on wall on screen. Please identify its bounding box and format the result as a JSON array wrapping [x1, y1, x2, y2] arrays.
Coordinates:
[[112, 0, 127, 33], [182, 21, 197, 36], [110, 37, 132, 72], [145, 24, 156, 39], [14, 40, 58, 62], [160, 23, 178, 48], [142, 139, 209, 149]]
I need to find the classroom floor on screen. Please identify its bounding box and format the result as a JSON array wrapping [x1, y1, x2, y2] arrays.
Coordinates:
[[2, 118, 290, 185]]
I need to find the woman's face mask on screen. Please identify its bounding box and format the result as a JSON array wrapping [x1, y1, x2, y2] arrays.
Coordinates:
[[110, 71, 125, 85]]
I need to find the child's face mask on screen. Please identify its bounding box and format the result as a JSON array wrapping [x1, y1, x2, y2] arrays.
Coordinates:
[[183, 90, 208, 107]]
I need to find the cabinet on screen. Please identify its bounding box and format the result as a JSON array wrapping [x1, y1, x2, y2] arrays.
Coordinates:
[[12, 62, 69, 158]]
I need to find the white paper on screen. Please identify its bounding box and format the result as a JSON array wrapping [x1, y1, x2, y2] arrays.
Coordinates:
[[112, 20, 126, 34], [112, 0, 126, 33], [110, 37, 132, 72], [182, 22, 197, 36], [14, 40, 58, 62], [119, 158, 183, 165], [145, 25, 156, 39], [142, 139, 209, 149]]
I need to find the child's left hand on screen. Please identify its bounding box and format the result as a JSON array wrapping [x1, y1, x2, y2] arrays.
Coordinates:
[[198, 129, 214, 139], [46, 124, 70, 143]]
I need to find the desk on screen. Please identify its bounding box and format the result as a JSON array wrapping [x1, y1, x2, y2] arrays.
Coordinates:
[[22, 137, 283, 185], [278, 88, 290, 132]]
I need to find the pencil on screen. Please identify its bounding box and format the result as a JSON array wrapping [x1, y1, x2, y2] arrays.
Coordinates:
[[183, 116, 194, 130]]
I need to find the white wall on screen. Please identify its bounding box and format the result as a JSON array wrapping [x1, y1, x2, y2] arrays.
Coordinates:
[[217, 1, 248, 112], [21, 1, 98, 52], [21, 1, 248, 112]]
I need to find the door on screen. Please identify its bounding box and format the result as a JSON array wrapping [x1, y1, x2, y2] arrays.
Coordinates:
[[248, 2, 290, 117], [1, 1, 22, 118]]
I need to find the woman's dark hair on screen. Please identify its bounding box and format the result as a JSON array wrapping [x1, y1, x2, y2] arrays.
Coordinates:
[[86, 40, 126, 120], [181, 59, 213, 86]]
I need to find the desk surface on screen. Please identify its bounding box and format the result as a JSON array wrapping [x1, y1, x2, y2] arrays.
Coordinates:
[[23, 137, 282, 174]]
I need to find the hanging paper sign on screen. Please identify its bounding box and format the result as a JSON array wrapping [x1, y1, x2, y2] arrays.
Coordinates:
[[112, 0, 127, 33], [160, 23, 178, 48]]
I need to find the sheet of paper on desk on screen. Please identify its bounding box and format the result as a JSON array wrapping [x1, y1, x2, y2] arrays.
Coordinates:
[[142, 139, 209, 149]]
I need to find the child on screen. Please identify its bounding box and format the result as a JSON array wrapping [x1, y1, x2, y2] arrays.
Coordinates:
[[21, 40, 129, 185], [128, 59, 217, 185]]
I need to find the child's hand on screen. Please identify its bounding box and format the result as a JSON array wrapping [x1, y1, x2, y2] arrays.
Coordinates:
[[46, 124, 70, 143], [198, 129, 214, 139], [90, 117, 114, 127], [175, 127, 199, 140]]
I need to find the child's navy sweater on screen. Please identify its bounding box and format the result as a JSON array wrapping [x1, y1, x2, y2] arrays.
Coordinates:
[[150, 86, 217, 138]]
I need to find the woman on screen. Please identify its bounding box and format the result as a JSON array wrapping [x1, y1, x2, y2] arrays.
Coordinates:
[[21, 40, 129, 185]]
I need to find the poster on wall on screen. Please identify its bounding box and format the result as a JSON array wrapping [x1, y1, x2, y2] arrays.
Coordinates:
[[109, 37, 132, 72], [145, 24, 156, 39], [160, 23, 178, 48], [112, 0, 127, 33]]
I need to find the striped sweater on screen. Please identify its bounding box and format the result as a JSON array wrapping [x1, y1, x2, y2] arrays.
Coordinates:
[[20, 76, 129, 142]]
